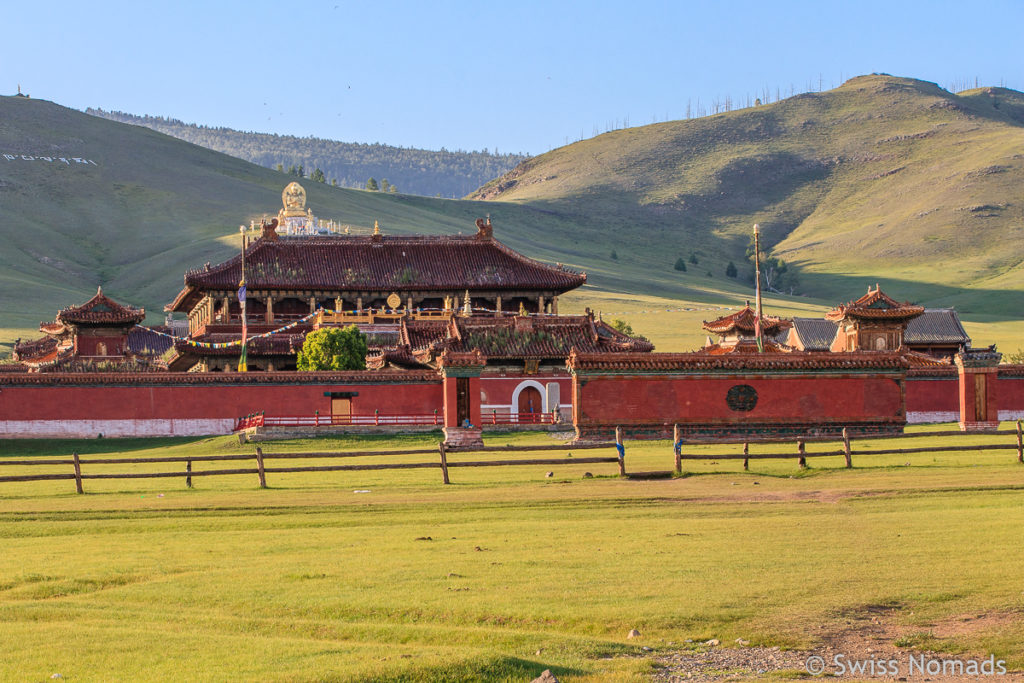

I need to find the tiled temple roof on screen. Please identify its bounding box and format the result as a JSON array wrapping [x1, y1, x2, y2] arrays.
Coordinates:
[[567, 350, 910, 372], [703, 338, 791, 354], [788, 318, 839, 351], [126, 327, 175, 356], [173, 333, 308, 357], [826, 287, 924, 322], [702, 304, 790, 336], [167, 229, 586, 312], [366, 313, 654, 369], [56, 287, 145, 326], [904, 309, 970, 345], [12, 336, 63, 364]]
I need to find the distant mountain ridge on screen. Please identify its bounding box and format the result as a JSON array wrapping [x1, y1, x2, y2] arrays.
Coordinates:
[[86, 109, 527, 198]]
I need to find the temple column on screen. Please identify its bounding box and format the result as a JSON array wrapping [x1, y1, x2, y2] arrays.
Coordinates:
[[357, 296, 363, 313], [539, 295, 546, 314], [335, 297, 343, 312], [265, 296, 274, 323], [495, 295, 502, 316], [552, 296, 559, 314], [221, 296, 230, 322], [309, 296, 316, 313]]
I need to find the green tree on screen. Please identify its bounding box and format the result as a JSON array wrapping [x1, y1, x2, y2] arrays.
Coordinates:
[[725, 261, 738, 278], [296, 164, 305, 178], [610, 250, 618, 260], [689, 252, 699, 265], [366, 177, 379, 191], [276, 163, 284, 172], [297, 326, 368, 371], [674, 257, 687, 272], [311, 167, 326, 183], [609, 318, 650, 343], [381, 178, 391, 193]]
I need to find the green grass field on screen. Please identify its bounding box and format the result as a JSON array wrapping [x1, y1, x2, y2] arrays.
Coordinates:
[[1, 428, 1022, 681]]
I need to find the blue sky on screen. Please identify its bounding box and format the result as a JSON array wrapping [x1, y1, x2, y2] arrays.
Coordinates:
[[4, 0, 1022, 155]]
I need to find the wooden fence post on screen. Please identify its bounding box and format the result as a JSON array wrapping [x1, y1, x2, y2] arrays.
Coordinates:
[[843, 428, 853, 468], [72, 451, 84, 494], [797, 440, 806, 469], [1016, 421, 1023, 464], [438, 442, 450, 484], [743, 442, 749, 471], [673, 424, 681, 474], [615, 426, 626, 476], [186, 459, 193, 488], [255, 447, 267, 488]]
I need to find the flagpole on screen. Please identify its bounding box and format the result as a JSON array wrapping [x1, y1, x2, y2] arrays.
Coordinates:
[[753, 223, 763, 353], [238, 225, 248, 372]]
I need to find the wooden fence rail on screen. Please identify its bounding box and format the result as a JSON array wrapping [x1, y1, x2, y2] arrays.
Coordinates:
[[0, 438, 623, 493], [671, 421, 1024, 473]]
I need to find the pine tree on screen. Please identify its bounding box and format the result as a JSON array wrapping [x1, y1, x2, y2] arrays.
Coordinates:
[[381, 178, 391, 193], [311, 168, 325, 183], [674, 258, 687, 272], [366, 177, 379, 191], [726, 261, 738, 278]]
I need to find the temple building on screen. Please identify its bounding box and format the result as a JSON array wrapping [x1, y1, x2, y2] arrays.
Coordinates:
[[12, 288, 171, 371], [701, 303, 792, 353], [703, 287, 970, 364], [824, 286, 926, 352], [168, 192, 584, 330], [165, 184, 588, 371], [787, 306, 970, 361]]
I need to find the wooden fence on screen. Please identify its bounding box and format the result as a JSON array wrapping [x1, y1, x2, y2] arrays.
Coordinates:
[[670, 422, 1024, 473], [0, 429, 627, 493]]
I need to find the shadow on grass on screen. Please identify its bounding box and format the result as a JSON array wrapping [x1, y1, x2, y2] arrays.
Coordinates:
[[354, 655, 584, 683], [0, 436, 218, 458]]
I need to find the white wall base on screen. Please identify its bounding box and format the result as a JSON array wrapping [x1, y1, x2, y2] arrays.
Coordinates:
[[906, 411, 959, 424], [0, 419, 236, 438]]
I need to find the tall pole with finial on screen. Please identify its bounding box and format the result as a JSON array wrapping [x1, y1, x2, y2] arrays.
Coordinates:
[[753, 223, 763, 353], [238, 225, 248, 372]]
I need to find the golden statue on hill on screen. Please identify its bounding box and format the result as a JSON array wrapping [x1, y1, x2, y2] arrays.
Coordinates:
[[281, 182, 307, 217]]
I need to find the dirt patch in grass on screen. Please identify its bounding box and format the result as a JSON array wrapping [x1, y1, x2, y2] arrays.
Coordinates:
[[646, 607, 1024, 681]]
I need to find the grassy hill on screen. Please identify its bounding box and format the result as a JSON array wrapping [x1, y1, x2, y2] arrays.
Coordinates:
[[3, 75, 1024, 357], [472, 74, 1024, 315], [0, 96, 587, 346]]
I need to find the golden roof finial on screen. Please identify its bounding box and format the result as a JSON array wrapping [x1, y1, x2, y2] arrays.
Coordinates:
[[373, 220, 380, 236], [462, 289, 472, 315]]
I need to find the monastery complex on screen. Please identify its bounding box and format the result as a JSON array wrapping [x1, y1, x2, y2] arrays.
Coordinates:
[[3, 183, 1022, 442]]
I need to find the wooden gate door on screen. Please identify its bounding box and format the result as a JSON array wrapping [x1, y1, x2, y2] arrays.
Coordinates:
[[518, 386, 542, 421], [331, 397, 352, 425], [456, 377, 470, 426], [974, 374, 988, 422]]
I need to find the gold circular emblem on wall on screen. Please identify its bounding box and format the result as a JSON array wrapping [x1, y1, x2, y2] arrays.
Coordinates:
[[386, 292, 402, 309]]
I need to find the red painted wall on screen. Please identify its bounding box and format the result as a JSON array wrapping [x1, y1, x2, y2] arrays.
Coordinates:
[[998, 376, 1024, 414], [579, 375, 901, 422], [0, 382, 441, 421], [905, 376, 959, 413], [574, 372, 905, 439]]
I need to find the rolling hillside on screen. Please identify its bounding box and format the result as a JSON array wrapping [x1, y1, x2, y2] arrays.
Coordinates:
[[472, 74, 1024, 313], [3, 75, 1024, 357], [0, 95, 695, 350]]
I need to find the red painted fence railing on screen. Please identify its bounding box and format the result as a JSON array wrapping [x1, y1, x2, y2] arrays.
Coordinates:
[[487, 411, 556, 425], [234, 412, 442, 430], [234, 410, 555, 431]]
